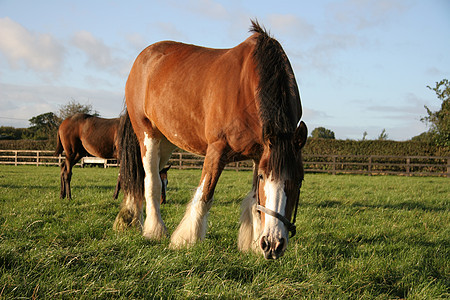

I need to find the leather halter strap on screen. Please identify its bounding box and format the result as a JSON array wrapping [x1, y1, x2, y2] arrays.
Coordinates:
[[255, 175, 298, 238]]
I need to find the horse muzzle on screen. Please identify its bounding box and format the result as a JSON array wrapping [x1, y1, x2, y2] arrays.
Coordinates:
[[260, 235, 287, 259]]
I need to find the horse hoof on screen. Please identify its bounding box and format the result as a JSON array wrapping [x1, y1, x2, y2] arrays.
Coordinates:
[[113, 209, 141, 231], [142, 224, 168, 241]]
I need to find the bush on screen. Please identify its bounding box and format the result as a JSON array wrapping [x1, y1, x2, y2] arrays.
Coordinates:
[[1, 138, 448, 157], [303, 139, 449, 157], [0, 139, 54, 151]]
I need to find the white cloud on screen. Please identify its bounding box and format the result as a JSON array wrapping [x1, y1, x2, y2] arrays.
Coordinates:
[[328, 0, 408, 30], [71, 31, 131, 77], [125, 33, 148, 52], [185, 0, 228, 20], [0, 83, 124, 128], [267, 14, 316, 40], [154, 22, 187, 41], [72, 31, 115, 70], [0, 17, 65, 74]]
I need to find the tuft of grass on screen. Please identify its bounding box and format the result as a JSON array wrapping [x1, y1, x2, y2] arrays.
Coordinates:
[[0, 165, 448, 299]]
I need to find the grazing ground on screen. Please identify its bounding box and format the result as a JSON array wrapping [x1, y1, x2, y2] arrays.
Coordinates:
[[0, 165, 448, 299]]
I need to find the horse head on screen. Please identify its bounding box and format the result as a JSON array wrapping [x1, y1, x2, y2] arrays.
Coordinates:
[[256, 121, 307, 259]]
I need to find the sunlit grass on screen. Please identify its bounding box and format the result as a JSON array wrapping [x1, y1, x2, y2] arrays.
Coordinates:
[[0, 165, 448, 298]]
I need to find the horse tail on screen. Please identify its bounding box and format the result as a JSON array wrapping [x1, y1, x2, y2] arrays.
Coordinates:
[[118, 109, 144, 200], [54, 129, 63, 157]]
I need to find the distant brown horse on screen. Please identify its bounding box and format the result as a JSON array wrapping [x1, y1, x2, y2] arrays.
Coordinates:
[[115, 20, 307, 259], [55, 113, 170, 201]]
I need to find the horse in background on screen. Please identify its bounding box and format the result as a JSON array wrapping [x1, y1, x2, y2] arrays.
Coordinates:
[[55, 113, 120, 199], [55, 113, 171, 202], [115, 20, 307, 259]]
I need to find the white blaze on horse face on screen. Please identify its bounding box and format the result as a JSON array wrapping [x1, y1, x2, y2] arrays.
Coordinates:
[[262, 175, 288, 241]]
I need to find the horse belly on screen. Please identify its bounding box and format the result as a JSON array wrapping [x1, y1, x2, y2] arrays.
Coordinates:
[[154, 116, 209, 156], [82, 136, 116, 159]]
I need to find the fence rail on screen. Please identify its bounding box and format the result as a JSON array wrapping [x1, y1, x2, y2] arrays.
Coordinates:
[[0, 150, 449, 177]]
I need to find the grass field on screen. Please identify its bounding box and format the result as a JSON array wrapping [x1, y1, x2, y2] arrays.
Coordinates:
[[0, 165, 448, 299]]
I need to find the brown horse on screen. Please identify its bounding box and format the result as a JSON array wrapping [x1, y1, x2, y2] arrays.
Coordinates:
[[115, 20, 307, 259], [55, 113, 170, 202]]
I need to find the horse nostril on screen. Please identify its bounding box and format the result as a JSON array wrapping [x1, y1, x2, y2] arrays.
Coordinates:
[[274, 238, 285, 255], [260, 236, 270, 252]]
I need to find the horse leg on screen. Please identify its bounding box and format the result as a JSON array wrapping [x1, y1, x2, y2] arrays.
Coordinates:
[[59, 161, 67, 199], [64, 161, 74, 200], [238, 160, 262, 252], [114, 190, 144, 230], [113, 173, 121, 199], [141, 133, 168, 240], [60, 157, 74, 199], [170, 142, 226, 248], [159, 138, 175, 204]]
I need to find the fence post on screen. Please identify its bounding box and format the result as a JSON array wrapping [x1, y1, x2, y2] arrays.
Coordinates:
[[14, 151, 18, 166], [36, 151, 40, 166], [332, 156, 336, 175], [368, 156, 372, 176], [406, 157, 411, 176], [447, 158, 450, 178]]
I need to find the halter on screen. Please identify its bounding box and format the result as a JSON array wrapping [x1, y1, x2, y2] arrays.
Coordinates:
[[255, 174, 299, 238]]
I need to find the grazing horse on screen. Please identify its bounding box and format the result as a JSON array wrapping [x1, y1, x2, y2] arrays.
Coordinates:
[[55, 113, 170, 202], [55, 113, 120, 199], [114, 20, 308, 259]]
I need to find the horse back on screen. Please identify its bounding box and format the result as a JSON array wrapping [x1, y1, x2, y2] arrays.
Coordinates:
[[126, 35, 262, 158]]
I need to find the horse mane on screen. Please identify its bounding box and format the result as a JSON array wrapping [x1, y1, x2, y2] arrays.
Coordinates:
[[250, 19, 300, 180]]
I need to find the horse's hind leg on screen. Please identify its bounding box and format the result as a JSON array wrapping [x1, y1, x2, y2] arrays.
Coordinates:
[[141, 133, 168, 240], [60, 159, 73, 199], [113, 173, 121, 199]]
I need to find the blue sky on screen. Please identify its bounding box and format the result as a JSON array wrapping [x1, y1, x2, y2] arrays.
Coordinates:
[[0, 0, 449, 140]]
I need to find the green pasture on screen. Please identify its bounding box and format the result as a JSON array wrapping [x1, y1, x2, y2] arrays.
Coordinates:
[[0, 165, 448, 299]]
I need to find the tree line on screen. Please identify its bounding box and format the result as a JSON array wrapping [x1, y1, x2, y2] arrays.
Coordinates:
[[1, 79, 449, 148], [310, 79, 449, 147], [0, 100, 98, 141]]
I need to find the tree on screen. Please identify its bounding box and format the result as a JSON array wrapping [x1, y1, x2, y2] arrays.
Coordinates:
[[58, 99, 99, 120], [311, 127, 335, 139], [362, 131, 368, 141], [422, 79, 450, 147], [0, 126, 29, 140], [28, 112, 60, 140], [411, 131, 434, 143], [377, 128, 388, 141]]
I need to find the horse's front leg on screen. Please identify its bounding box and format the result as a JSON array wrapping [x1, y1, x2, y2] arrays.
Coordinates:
[[59, 161, 67, 199], [170, 142, 226, 248]]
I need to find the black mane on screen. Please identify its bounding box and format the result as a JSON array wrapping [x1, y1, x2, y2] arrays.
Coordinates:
[[250, 19, 301, 180]]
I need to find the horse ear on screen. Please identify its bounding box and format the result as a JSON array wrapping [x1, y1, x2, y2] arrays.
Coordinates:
[[294, 121, 308, 149]]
